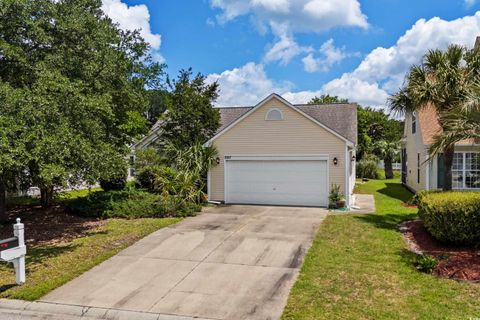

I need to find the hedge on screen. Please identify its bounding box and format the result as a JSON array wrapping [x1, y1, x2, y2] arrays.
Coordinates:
[[67, 189, 201, 219], [417, 191, 480, 246]]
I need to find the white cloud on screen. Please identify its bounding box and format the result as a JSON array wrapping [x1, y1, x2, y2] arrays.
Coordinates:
[[210, 0, 368, 35], [210, 13, 480, 108], [206, 62, 293, 106], [206, 61, 384, 107], [302, 39, 349, 72], [319, 12, 480, 107], [465, 0, 476, 7], [264, 34, 312, 65], [101, 0, 163, 62]]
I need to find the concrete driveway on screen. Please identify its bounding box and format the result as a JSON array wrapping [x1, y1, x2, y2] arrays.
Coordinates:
[[39, 205, 327, 320]]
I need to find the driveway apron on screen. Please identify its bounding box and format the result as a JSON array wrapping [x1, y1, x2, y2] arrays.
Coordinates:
[[41, 205, 327, 320]]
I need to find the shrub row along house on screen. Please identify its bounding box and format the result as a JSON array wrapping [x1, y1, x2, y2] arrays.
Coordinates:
[[133, 94, 358, 207]]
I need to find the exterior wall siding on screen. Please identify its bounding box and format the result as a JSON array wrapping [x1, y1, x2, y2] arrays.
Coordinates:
[[209, 96, 348, 202], [404, 112, 480, 192], [404, 112, 428, 192]]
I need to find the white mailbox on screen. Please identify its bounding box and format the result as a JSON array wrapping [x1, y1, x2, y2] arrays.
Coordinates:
[[0, 218, 26, 285]]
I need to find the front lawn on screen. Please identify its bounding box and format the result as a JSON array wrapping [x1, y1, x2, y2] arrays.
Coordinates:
[[282, 178, 480, 320], [0, 189, 182, 301], [0, 218, 180, 301]]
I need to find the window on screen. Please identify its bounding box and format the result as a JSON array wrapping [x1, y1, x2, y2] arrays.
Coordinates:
[[450, 152, 480, 189], [412, 112, 417, 134], [265, 108, 284, 121], [417, 153, 420, 184]]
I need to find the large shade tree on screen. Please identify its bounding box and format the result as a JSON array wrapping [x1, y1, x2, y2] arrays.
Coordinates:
[[389, 45, 480, 190], [0, 0, 164, 210]]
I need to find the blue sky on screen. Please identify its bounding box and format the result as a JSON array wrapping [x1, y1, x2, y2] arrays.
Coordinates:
[[103, 0, 480, 107]]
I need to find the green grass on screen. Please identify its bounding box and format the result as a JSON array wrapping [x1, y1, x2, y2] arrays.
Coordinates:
[[0, 218, 180, 300], [6, 187, 102, 208], [282, 178, 480, 320]]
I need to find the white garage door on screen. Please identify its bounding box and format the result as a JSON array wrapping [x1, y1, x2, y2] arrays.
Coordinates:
[[225, 157, 328, 207]]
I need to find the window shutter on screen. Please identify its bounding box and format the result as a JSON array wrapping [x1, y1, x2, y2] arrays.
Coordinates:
[[437, 154, 444, 189]]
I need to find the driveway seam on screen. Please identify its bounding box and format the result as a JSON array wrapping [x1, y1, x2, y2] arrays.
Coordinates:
[[148, 208, 272, 312]]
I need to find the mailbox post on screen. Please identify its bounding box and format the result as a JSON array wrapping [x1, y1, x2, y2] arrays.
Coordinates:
[[0, 218, 26, 285]]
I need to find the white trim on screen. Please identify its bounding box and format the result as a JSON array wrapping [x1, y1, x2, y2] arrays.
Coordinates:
[[207, 169, 211, 201], [451, 151, 480, 190], [223, 154, 330, 206], [344, 145, 350, 206], [265, 108, 284, 121], [425, 154, 430, 191], [204, 93, 354, 147], [225, 154, 329, 161]]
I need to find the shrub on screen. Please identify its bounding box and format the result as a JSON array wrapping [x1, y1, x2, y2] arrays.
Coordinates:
[[68, 189, 200, 219], [417, 192, 480, 245], [410, 189, 441, 206], [328, 184, 344, 209], [153, 166, 206, 204], [412, 254, 438, 273], [99, 176, 127, 191], [136, 165, 165, 191], [356, 159, 379, 179]]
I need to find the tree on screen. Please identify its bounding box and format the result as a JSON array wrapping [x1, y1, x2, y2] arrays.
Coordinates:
[[373, 140, 399, 179], [357, 107, 403, 160], [161, 69, 220, 148], [146, 89, 170, 125], [0, 0, 164, 207], [308, 94, 349, 104], [389, 45, 480, 190], [429, 82, 480, 156]]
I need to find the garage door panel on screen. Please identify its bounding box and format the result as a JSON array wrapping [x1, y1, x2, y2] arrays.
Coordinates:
[[226, 160, 328, 207]]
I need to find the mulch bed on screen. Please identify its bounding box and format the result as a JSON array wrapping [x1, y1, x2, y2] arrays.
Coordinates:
[[0, 205, 105, 247], [401, 220, 480, 282]]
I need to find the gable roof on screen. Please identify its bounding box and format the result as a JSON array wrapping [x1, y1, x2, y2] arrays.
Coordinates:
[[215, 95, 357, 145], [418, 105, 477, 146], [134, 93, 358, 151]]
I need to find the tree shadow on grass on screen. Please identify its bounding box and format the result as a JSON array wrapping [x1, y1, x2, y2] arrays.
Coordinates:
[[355, 212, 417, 231], [26, 243, 78, 265], [377, 183, 414, 203]]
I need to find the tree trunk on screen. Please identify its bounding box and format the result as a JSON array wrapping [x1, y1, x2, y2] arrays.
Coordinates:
[[0, 179, 7, 223], [384, 157, 394, 179], [40, 186, 54, 208], [443, 144, 455, 191]]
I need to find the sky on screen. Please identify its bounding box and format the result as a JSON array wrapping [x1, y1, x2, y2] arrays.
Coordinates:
[[101, 0, 480, 108]]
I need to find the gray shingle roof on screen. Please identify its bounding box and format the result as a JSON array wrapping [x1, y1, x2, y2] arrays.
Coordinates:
[[215, 103, 357, 144]]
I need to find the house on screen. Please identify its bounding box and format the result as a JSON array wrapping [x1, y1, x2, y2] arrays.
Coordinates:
[[134, 93, 358, 207], [204, 94, 357, 207], [401, 104, 480, 192]]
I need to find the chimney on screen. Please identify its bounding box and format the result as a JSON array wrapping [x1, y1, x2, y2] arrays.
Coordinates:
[[475, 36, 480, 48]]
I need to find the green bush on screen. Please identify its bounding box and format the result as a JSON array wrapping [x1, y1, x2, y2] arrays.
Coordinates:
[[417, 192, 480, 245], [411, 254, 438, 273], [68, 189, 200, 219], [136, 165, 166, 191], [410, 190, 441, 206], [356, 159, 379, 179], [328, 184, 344, 209]]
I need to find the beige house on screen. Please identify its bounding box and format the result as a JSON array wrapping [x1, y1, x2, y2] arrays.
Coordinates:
[[402, 105, 480, 192], [204, 94, 357, 207]]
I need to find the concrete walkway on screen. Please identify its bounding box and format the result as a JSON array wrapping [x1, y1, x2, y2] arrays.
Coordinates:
[[34, 205, 327, 320]]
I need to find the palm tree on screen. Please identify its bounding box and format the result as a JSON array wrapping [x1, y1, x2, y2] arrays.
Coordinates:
[[430, 83, 480, 155], [389, 45, 480, 190], [373, 140, 399, 179]]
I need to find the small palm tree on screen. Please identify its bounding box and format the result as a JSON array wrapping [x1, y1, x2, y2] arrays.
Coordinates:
[[389, 45, 480, 190], [373, 140, 399, 179]]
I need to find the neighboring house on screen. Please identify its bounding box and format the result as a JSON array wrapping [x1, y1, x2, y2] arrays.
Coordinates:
[[132, 93, 358, 207], [402, 104, 480, 192]]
